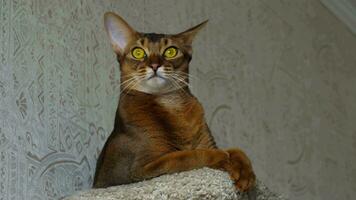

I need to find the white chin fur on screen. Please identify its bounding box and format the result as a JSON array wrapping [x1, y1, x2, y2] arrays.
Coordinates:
[[137, 76, 171, 94], [146, 76, 166, 88], [134, 67, 179, 94], [137, 67, 168, 94]]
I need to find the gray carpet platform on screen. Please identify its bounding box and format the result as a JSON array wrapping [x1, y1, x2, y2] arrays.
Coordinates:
[[64, 168, 286, 200]]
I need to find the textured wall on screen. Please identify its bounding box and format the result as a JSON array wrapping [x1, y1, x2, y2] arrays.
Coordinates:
[[0, 0, 355, 200]]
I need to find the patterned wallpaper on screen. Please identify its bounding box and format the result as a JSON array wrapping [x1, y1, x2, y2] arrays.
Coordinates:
[[0, 0, 355, 200]]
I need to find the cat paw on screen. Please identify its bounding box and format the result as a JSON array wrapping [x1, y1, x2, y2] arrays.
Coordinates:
[[225, 148, 256, 192]]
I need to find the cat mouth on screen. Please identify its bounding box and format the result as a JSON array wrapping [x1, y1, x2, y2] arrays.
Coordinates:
[[147, 74, 165, 80]]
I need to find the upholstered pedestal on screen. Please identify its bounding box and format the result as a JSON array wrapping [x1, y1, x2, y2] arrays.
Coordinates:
[[65, 168, 286, 200]]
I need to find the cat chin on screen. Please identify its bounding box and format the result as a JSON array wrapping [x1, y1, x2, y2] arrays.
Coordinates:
[[137, 77, 172, 94], [146, 76, 166, 87]]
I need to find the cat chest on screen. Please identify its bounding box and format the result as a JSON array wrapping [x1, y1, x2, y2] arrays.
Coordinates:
[[154, 98, 203, 149], [122, 95, 204, 150], [156, 97, 200, 127]]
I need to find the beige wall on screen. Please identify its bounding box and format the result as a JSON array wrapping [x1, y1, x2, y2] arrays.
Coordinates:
[[0, 0, 355, 199]]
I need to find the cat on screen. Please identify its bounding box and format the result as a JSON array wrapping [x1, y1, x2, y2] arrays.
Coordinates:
[[93, 12, 256, 192]]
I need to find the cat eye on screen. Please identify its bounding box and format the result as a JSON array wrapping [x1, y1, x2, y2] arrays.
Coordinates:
[[131, 47, 146, 59], [163, 47, 178, 59]]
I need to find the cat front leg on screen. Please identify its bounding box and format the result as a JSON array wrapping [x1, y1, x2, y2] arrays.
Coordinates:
[[131, 149, 229, 180], [224, 148, 256, 191], [192, 126, 255, 191]]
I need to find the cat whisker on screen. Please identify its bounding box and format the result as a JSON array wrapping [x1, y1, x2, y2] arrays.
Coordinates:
[[119, 79, 137, 96], [164, 73, 190, 96], [120, 76, 138, 87], [166, 73, 190, 88], [172, 76, 190, 87], [168, 76, 188, 95], [119, 74, 146, 96], [120, 73, 147, 87], [120, 76, 146, 99], [176, 71, 199, 79], [167, 70, 199, 81]]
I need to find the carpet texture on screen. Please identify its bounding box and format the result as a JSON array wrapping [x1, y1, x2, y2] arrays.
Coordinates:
[[64, 168, 286, 200], [65, 168, 285, 200]]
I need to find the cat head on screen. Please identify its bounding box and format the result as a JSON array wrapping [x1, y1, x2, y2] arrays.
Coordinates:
[[104, 12, 207, 94]]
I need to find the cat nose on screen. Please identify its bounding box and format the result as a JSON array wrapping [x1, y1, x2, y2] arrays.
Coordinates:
[[150, 64, 161, 72]]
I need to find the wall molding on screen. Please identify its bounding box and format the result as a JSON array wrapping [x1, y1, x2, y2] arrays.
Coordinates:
[[320, 0, 356, 34]]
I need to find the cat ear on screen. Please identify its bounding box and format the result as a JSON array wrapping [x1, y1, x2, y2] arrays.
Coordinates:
[[104, 12, 137, 55], [176, 20, 208, 45]]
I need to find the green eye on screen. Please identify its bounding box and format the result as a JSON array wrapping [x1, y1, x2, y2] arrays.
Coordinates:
[[132, 47, 146, 59], [163, 47, 178, 58]]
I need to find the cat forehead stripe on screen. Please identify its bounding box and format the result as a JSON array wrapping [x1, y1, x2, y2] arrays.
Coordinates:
[[141, 33, 166, 42]]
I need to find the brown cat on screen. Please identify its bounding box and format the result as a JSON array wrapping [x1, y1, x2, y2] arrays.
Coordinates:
[[93, 12, 256, 191]]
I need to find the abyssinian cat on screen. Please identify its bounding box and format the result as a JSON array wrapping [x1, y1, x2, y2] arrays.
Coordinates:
[[93, 12, 256, 191]]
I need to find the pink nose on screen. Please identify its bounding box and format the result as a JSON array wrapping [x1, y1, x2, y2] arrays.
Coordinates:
[[150, 64, 160, 71]]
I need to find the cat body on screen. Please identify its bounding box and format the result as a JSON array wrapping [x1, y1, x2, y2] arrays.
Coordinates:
[[94, 88, 215, 185], [93, 12, 255, 191]]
